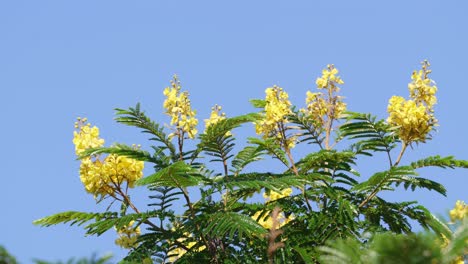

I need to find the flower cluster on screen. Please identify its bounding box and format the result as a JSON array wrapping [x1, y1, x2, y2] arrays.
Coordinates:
[[408, 61, 437, 108], [252, 188, 294, 229], [302, 65, 346, 128], [255, 86, 295, 148], [449, 200, 467, 223], [387, 60, 438, 143], [73, 118, 144, 198], [204, 104, 226, 129], [114, 221, 141, 249], [72, 117, 105, 155], [263, 188, 292, 202], [315, 64, 344, 89], [163, 75, 198, 139]]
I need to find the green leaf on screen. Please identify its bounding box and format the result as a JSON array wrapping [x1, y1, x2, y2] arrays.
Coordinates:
[[33, 211, 116, 228], [340, 112, 398, 156], [79, 144, 154, 162], [297, 150, 356, 174], [198, 114, 258, 164], [205, 212, 267, 239], [288, 108, 324, 147], [217, 172, 330, 194], [353, 166, 417, 193], [231, 146, 265, 174], [248, 137, 289, 168], [410, 155, 468, 169], [249, 99, 266, 108], [136, 161, 202, 187], [114, 103, 176, 156]]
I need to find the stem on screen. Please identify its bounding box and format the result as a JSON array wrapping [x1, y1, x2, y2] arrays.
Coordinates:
[[279, 121, 313, 212], [393, 142, 407, 167], [324, 84, 335, 150], [222, 159, 229, 209], [178, 129, 184, 161], [358, 142, 408, 208]]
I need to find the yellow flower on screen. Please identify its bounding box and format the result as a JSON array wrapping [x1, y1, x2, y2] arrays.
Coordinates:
[[315, 64, 344, 89], [204, 104, 232, 136], [73, 118, 144, 198], [72, 118, 105, 155], [449, 200, 467, 222], [408, 60, 437, 108], [263, 188, 293, 202], [255, 86, 295, 148], [252, 188, 294, 229], [302, 65, 347, 129], [163, 75, 198, 139], [115, 220, 141, 249], [387, 61, 438, 144]]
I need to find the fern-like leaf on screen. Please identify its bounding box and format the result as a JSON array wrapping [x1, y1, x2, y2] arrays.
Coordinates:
[[114, 103, 176, 156], [136, 161, 203, 187], [340, 112, 398, 158], [33, 211, 116, 228], [410, 155, 468, 169], [79, 144, 155, 162], [248, 137, 289, 168], [205, 212, 267, 240], [231, 146, 265, 174]]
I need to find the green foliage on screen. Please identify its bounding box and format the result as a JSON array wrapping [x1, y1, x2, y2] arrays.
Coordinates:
[[340, 112, 398, 157], [35, 83, 468, 263], [319, 223, 468, 264], [34, 253, 113, 264], [0, 246, 17, 264], [205, 212, 267, 239]]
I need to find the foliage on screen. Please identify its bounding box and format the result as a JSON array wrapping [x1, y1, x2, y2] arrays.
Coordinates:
[[33, 253, 113, 264], [0, 246, 17, 264], [34, 62, 467, 263]]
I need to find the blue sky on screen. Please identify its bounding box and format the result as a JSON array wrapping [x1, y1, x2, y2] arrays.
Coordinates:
[[1, 1, 467, 262]]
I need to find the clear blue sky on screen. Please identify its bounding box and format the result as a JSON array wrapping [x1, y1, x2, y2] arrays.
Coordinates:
[[1, 1, 467, 262]]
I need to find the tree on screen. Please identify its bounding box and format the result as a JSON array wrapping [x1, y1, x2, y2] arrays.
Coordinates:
[[34, 61, 467, 263]]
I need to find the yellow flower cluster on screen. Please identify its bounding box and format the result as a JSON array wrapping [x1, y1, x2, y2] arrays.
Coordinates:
[[163, 76, 198, 139], [255, 86, 295, 148], [449, 200, 467, 223], [73, 117, 105, 155], [73, 118, 144, 197], [114, 220, 141, 249], [263, 188, 292, 202], [408, 61, 437, 108], [252, 188, 294, 229], [387, 61, 437, 143], [302, 65, 346, 128], [204, 104, 226, 129], [315, 64, 344, 89], [168, 232, 206, 262]]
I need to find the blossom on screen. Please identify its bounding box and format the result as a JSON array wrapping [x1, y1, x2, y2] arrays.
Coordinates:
[[263, 188, 292, 202], [252, 188, 294, 229], [387, 61, 437, 144], [408, 60, 437, 108], [115, 220, 141, 249], [163, 75, 198, 139], [387, 96, 435, 143], [204, 104, 231, 134], [449, 200, 467, 222], [255, 86, 295, 148], [301, 65, 347, 131], [315, 64, 344, 89], [73, 118, 144, 198], [72, 118, 104, 155]]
